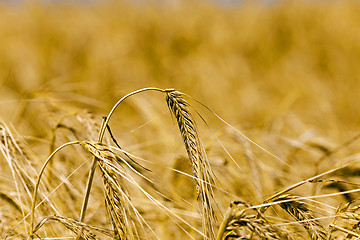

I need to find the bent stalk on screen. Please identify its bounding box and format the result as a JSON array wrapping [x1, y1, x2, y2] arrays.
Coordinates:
[[28, 141, 80, 239]]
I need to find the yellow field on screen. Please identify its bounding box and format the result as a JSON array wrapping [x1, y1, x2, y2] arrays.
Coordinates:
[[1, 0, 360, 239]]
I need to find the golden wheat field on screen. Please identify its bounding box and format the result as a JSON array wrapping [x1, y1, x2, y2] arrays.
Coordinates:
[[1, 0, 360, 239]]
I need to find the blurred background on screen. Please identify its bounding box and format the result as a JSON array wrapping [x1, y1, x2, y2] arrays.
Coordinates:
[[1, 0, 360, 136], [1, 0, 360, 238]]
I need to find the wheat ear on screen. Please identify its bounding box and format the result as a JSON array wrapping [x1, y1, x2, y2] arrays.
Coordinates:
[[217, 201, 293, 240], [80, 141, 141, 240], [33, 215, 112, 240], [328, 202, 360, 238], [274, 195, 327, 240], [166, 90, 217, 239]]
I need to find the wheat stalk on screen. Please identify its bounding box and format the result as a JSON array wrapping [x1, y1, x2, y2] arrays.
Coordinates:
[[165, 90, 217, 239]]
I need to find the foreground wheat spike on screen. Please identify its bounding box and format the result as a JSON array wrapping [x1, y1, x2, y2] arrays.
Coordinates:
[[273, 195, 327, 240], [33, 215, 112, 240], [80, 141, 141, 240], [217, 201, 292, 240], [328, 202, 360, 238], [165, 90, 217, 239]]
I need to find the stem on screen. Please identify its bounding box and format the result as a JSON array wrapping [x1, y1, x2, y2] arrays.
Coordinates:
[[76, 87, 166, 239], [98, 87, 165, 142], [28, 141, 80, 238]]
